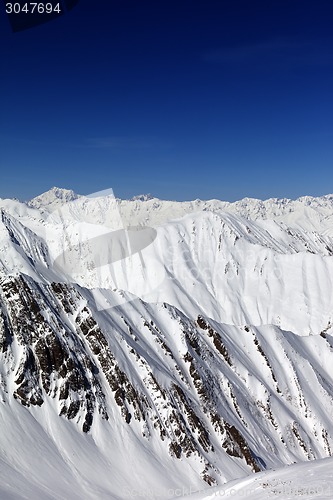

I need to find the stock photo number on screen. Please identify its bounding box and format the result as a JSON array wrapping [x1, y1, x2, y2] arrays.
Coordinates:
[[4, 0, 80, 31], [5, 2, 62, 14]]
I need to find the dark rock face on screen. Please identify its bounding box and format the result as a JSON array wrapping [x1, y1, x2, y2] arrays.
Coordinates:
[[1, 275, 333, 486], [0, 276, 108, 432]]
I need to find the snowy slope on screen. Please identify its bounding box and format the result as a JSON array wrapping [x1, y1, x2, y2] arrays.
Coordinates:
[[180, 457, 333, 500], [27, 201, 333, 333], [1, 274, 333, 499], [1, 188, 333, 498]]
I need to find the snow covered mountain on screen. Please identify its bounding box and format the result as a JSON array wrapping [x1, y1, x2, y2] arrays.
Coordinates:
[[27, 186, 81, 211], [1, 187, 333, 499]]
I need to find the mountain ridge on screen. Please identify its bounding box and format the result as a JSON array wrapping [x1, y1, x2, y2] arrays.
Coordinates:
[[1, 187, 333, 498]]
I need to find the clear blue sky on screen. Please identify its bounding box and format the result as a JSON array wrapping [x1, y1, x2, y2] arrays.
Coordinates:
[[1, 0, 332, 201]]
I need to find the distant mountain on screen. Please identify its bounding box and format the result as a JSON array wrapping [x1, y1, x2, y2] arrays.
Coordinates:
[[20, 187, 333, 237], [27, 186, 81, 211], [1, 188, 333, 498], [130, 193, 155, 202]]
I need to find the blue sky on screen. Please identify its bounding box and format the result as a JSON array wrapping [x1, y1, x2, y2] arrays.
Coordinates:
[[1, 0, 332, 201]]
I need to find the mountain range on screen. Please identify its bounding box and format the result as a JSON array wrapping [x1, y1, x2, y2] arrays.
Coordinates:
[[1, 187, 333, 499]]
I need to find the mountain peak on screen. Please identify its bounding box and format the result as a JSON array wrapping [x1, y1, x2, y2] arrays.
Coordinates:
[[27, 187, 81, 210], [130, 193, 155, 202]]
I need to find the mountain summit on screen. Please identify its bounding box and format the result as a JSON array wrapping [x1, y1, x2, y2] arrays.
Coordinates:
[[28, 186, 81, 211], [130, 193, 155, 202]]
